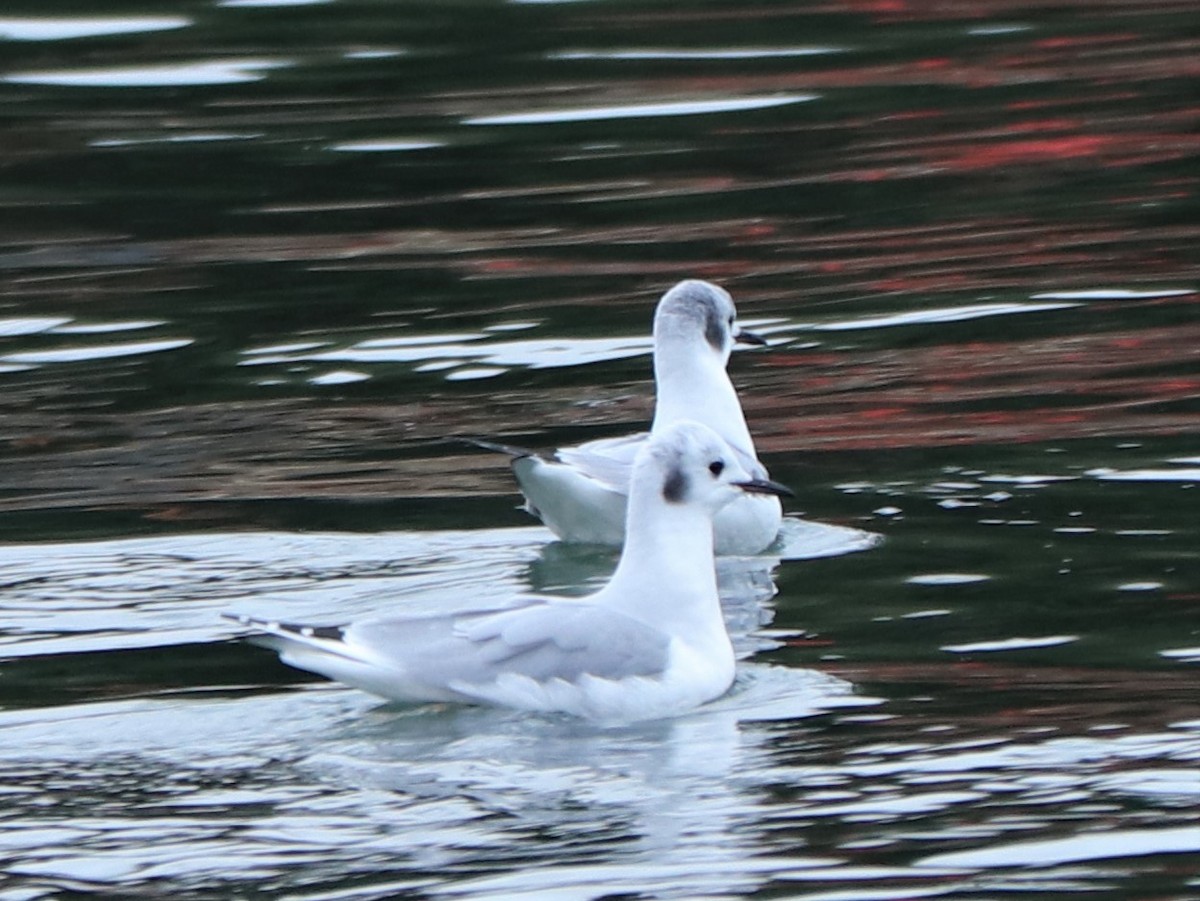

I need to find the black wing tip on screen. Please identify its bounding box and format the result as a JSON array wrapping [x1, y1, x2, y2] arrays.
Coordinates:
[[222, 613, 346, 642], [461, 436, 540, 459]]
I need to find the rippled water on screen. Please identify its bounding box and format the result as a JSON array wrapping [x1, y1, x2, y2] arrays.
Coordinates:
[[1, 1, 1198, 898]]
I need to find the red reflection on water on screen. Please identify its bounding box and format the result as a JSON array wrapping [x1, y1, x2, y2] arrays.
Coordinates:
[[746, 315, 1200, 452], [941, 136, 1114, 170]]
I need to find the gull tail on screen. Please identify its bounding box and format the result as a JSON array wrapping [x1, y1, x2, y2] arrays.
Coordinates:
[[223, 612, 405, 695], [223, 613, 459, 703]]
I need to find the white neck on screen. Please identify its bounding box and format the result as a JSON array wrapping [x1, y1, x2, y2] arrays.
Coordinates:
[[650, 340, 756, 459], [601, 489, 722, 633]]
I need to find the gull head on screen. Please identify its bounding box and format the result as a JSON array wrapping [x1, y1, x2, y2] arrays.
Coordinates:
[[635, 420, 792, 516], [653, 279, 767, 363]]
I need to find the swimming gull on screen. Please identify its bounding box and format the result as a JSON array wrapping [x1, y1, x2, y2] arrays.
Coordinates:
[[476, 279, 782, 555], [225, 420, 792, 722]]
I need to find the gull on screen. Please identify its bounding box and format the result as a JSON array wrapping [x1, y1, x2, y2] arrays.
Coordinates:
[[478, 279, 782, 555], [224, 420, 792, 723]]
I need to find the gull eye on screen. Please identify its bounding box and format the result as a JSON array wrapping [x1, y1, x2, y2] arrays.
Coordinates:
[[709, 460, 725, 477]]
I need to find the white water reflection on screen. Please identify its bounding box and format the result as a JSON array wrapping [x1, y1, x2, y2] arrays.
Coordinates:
[[4, 687, 1194, 898], [219, 0, 332, 6], [49, 320, 165, 334], [1031, 288, 1194, 301], [0, 16, 190, 41], [240, 330, 655, 377], [243, 340, 328, 355], [980, 472, 1076, 484], [91, 133, 262, 148], [444, 366, 507, 380], [813, 301, 1080, 331], [309, 369, 370, 385], [5, 59, 289, 87], [551, 47, 845, 61], [918, 825, 1200, 869], [237, 321, 794, 380], [1091, 466, 1200, 482], [1, 338, 193, 365], [465, 95, 817, 126], [906, 573, 990, 586], [941, 635, 1079, 654], [967, 23, 1033, 36], [1160, 647, 1200, 663], [0, 668, 865, 897], [0, 316, 72, 337], [0, 518, 876, 660], [343, 49, 406, 60], [330, 139, 445, 152], [0, 528, 549, 657]]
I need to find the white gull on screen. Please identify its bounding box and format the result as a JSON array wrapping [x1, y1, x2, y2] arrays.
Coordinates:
[[478, 279, 782, 555], [225, 420, 792, 722]]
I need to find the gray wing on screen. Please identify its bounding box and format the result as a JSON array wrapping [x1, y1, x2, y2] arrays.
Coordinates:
[[346, 600, 672, 688], [553, 432, 647, 492], [228, 600, 672, 706]]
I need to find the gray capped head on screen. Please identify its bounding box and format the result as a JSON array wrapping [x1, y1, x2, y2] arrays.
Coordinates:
[[652, 280, 767, 362]]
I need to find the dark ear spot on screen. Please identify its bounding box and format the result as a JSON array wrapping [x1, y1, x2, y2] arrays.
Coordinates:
[[704, 307, 725, 351], [662, 466, 688, 503]]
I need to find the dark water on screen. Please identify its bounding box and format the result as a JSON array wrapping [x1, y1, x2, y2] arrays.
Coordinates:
[[1, 1, 1198, 898]]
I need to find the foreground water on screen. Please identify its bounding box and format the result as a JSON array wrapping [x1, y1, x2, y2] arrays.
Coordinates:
[[1, 1, 1198, 898]]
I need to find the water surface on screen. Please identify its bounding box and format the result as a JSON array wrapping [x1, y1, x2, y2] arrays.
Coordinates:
[[1, 1, 1197, 898]]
